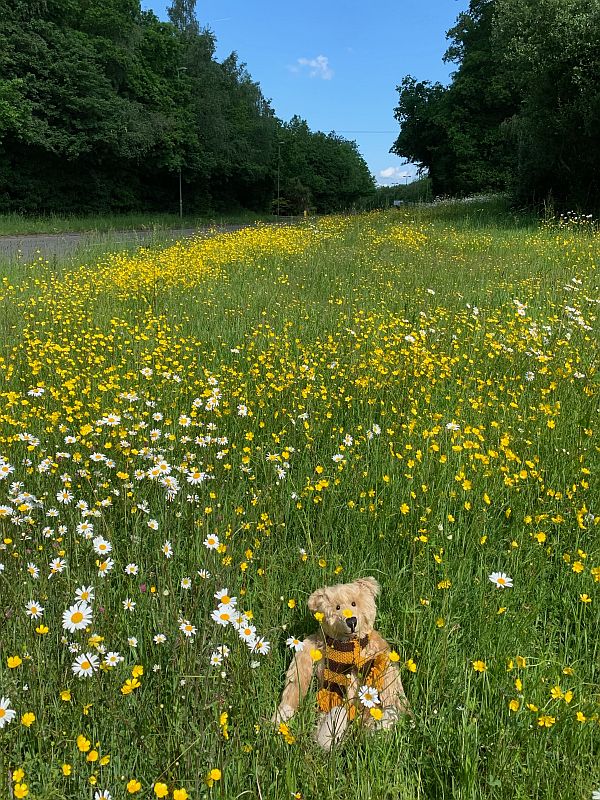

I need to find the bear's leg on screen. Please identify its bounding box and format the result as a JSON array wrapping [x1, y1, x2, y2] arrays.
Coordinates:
[[315, 706, 350, 751]]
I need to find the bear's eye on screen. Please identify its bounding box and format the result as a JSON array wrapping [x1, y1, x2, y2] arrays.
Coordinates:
[[336, 605, 340, 610], [351, 601, 356, 607]]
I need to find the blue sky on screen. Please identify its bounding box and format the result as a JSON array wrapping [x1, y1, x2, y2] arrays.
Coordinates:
[[142, 1, 469, 184]]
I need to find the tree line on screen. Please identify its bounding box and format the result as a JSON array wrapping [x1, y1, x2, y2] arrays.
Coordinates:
[[392, 0, 600, 210], [0, 0, 374, 215]]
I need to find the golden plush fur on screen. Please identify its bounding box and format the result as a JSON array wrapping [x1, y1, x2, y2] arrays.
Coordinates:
[[274, 577, 411, 750]]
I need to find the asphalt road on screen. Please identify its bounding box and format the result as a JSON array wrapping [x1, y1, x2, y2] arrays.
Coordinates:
[[0, 223, 252, 262]]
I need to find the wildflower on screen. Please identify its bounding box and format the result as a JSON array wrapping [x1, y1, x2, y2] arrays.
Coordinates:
[[310, 649, 323, 662], [14, 784, 28, 798], [121, 679, 141, 695], [63, 602, 93, 633], [97, 558, 114, 577], [206, 768, 222, 786], [405, 658, 417, 672], [21, 712, 35, 727], [358, 685, 380, 708], [204, 534, 220, 550], [252, 637, 271, 655], [75, 586, 95, 603], [127, 780, 142, 794], [278, 723, 296, 744], [0, 697, 16, 728], [509, 699, 520, 712], [370, 707, 384, 721], [488, 572, 513, 588], [472, 660, 487, 673], [161, 541, 173, 558], [173, 790, 189, 800], [286, 636, 304, 652], [153, 783, 169, 798], [179, 620, 197, 637], [77, 734, 91, 752], [537, 714, 556, 728], [7, 655, 22, 669], [71, 653, 99, 678], [25, 600, 44, 619]]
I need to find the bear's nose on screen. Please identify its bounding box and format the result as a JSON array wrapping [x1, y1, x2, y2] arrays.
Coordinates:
[[346, 616, 357, 633]]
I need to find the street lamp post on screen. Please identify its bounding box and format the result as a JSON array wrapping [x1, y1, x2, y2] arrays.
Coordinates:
[[175, 66, 187, 221], [276, 140, 284, 218], [179, 166, 183, 220]]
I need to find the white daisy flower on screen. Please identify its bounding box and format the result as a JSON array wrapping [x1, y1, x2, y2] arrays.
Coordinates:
[[252, 637, 270, 656], [358, 685, 380, 708], [124, 563, 139, 576], [97, 558, 114, 577], [153, 633, 167, 645], [103, 652, 123, 668], [62, 602, 93, 633], [71, 652, 99, 678], [75, 585, 95, 603], [56, 489, 73, 504], [286, 636, 304, 652], [488, 572, 513, 589], [211, 607, 234, 627], [238, 624, 257, 643], [25, 600, 44, 619], [0, 696, 16, 728], [179, 620, 196, 638], [92, 536, 112, 556], [203, 534, 220, 550]]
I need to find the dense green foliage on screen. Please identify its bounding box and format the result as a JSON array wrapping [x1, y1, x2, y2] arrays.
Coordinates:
[[0, 0, 374, 214], [392, 0, 600, 209]]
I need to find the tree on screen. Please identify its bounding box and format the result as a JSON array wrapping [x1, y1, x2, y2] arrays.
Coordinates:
[[167, 0, 199, 35], [392, 0, 518, 197], [494, 0, 600, 208]]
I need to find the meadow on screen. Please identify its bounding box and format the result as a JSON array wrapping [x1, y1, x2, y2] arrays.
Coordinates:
[[0, 201, 598, 800]]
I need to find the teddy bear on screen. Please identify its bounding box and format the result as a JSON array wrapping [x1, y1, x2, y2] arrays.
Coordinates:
[[274, 576, 411, 750]]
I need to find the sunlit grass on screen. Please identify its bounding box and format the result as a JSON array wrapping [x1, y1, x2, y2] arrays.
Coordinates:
[[0, 202, 598, 800]]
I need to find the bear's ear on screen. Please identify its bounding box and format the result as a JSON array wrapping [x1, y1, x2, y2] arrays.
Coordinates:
[[355, 577, 380, 598], [307, 587, 328, 613]]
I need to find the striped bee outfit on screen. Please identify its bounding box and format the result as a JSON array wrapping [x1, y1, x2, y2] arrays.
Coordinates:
[[316, 633, 388, 719]]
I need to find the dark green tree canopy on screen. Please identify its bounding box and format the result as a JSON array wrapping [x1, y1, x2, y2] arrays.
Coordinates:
[[0, 0, 374, 214], [392, 0, 600, 209]]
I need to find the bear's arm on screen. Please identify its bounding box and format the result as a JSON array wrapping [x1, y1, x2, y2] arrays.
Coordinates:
[[275, 632, 323, 722]]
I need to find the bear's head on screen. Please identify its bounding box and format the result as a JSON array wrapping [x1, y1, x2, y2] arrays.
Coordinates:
[[307, 576, 380, 641]]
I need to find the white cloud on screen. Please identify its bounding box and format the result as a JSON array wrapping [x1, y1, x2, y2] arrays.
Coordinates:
[[379, 166, 412, 181], [293, 55, 334, 80]]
